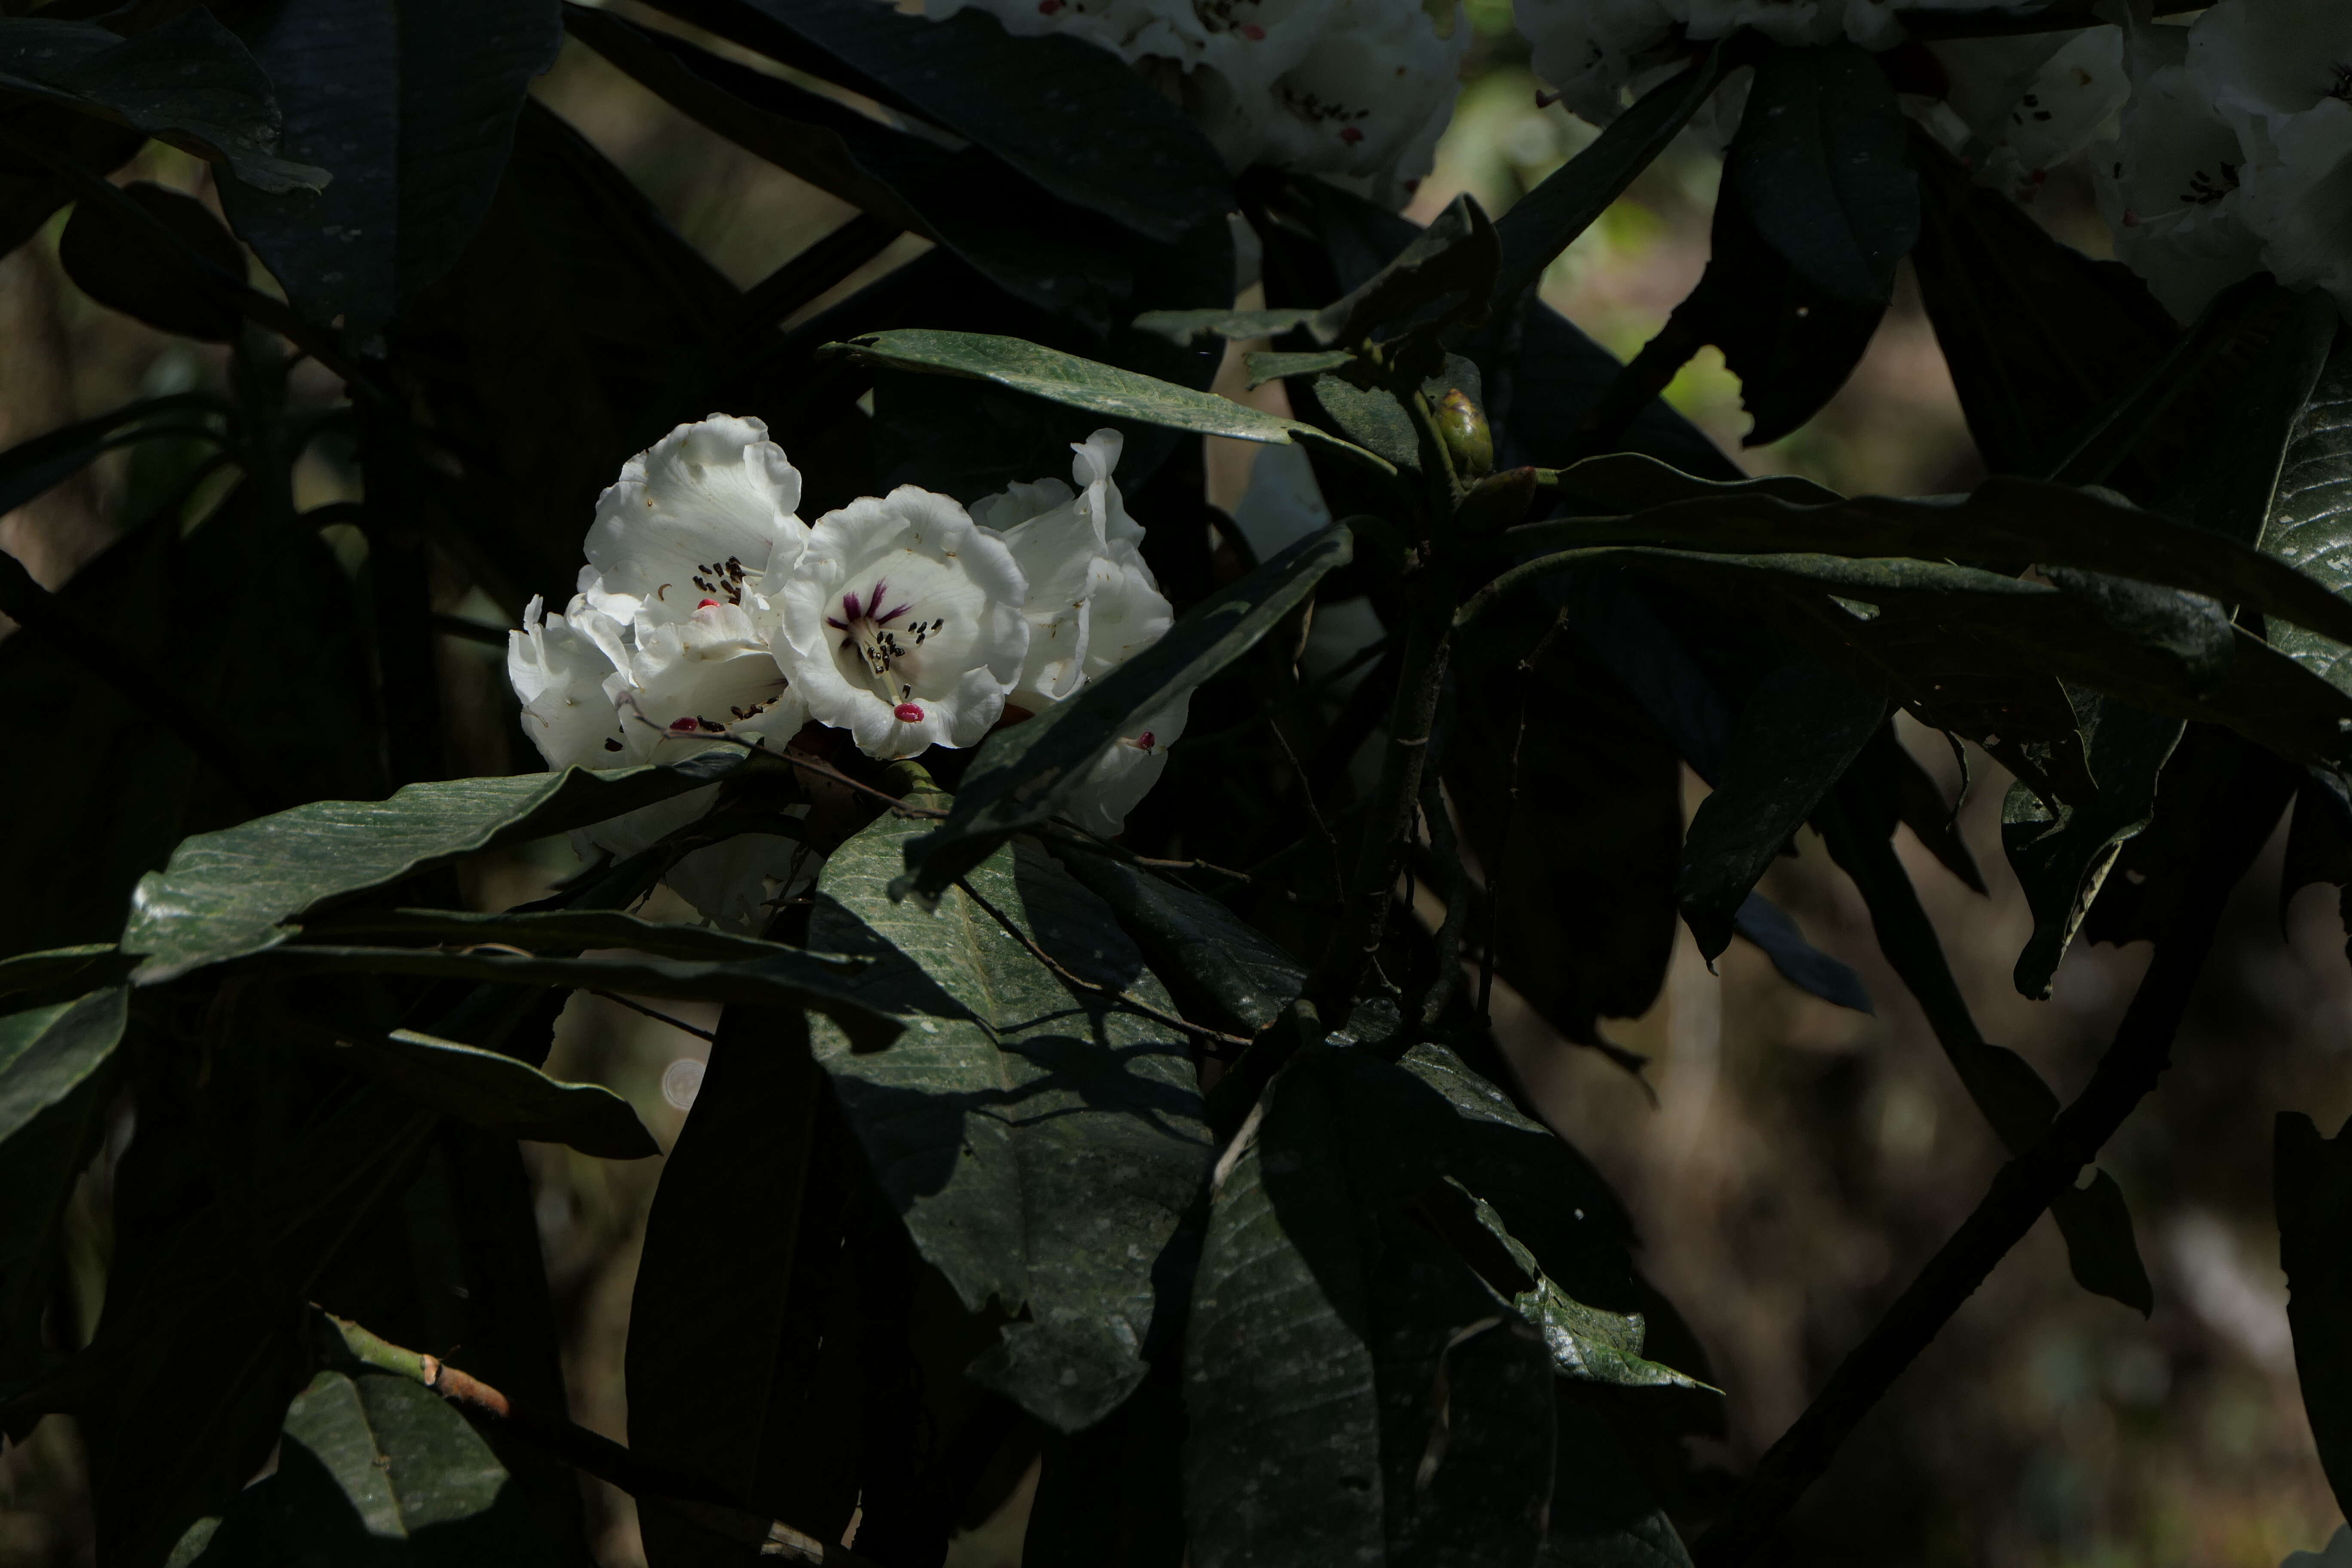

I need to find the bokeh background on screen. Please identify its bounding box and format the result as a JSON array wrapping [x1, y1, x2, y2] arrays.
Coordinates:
[[1, 5, 2345, 1565]]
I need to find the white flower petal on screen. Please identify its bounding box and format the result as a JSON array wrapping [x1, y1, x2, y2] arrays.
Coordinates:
[[1083, 543, 1176, 683], [1063, 689, 1194, 838], [579, 414, 809, 624], [779, 486, 1030, 759], [508, 595, 626, 771], [663, 830, 821, 934]]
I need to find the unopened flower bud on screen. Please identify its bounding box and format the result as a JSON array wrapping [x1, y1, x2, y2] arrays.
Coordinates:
[[1437, 388, 1493, 480]]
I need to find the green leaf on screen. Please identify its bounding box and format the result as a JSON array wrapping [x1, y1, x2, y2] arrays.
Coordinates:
[[0, 944, 126, 1001], [1489, 41, 1739, 314], [0, 101, 143, 261], [832, 330, 1392, 474], [1722, 42, 1917, 306], [565, 7, 1128, 336], [1306, 372, 1421, 472], [2001, 696, 2184, 998], [717, 0, 1228, 245], [0, 989, 124, 1384], [1052, 846, 1305, 1035], [120, 752, 746, 983], [2278, 1110, 2352, 1523], [1244, 349, 1357, 388], [1677, 658, 1885, 961], [1134, 306, 1318, 346], [1311, 192, 1497, 348], [177, 1359, 558, 1564], [897, 523, 1354, 898], [2049, 1169, 2155, 1318], [808, 810, 1213, 1431], [0, 11, 327, 194], [2260, 324, 2352, 691], [1522, 460, 2352, 655], [58, 181, 245, 340], [217, 0, 560, 330], [239, 944, 893, 1054], [2169, 290, 2339, 543], [326, 1028, 657, 1160], [1908, 131, 2177, 481], [1540, 1398, 1694, 1567], [293, 905, 846, 966], [1184, 1052, 1383, 1568]]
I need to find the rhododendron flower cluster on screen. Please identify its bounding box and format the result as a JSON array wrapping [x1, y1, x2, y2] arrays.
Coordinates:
[[913, 0, 1470, 209], [508, 416, 1184, 927], [2095, 0, 2352, 323]]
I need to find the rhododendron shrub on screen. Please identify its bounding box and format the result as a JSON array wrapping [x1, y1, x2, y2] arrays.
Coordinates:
[[9, 0, 2352, 1563]]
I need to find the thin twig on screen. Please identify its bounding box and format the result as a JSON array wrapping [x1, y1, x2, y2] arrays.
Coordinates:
[[1130, 855, 1260, 883], [956, 878, 1256, 1053], [1479, 611, 1568, 1020], [323, 1314, 879, 1566], [1691, 763, 2266, 1563], [1270, 718, 1347, 916], [591, 990, 718, 1043]]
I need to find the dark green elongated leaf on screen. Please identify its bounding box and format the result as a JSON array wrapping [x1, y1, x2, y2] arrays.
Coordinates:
[[1519, 460, 2352, 655], [1732, 893, 1871, 1014], [240, 945, 893, 1054], [2168, 290, 2338, 542], [1185, 1053, 1383, 1568], [216, 0, 560, 331], [2279, 1109, 2352, 1523], [1908, 130, 2177, 481], [2261, 325, 2352, 690], [0, 10, 325, 194], [0, 989, 124, 1386], [58, 180, 244, 340], [326, 1028, 657, 1160], [2049, 1170, 2155, 1317], [1540, 1395, 1693, 1567], [177, 1354, 559, 1565], [565, 6, 1127, 336], [1134, 306, 1319, 346], [1312, 193, 1496, 348], [294, 905, 847, 967], [897, 523, 1354, 898], [1052, 846, 1305, 1034], [1488, 42, 1738, 315], [676, 0, 1228, 244], [833, 330, 1391, 473], [628, 1001, 867, 1565], [2002, 696, 2184, 998], [1723, 42, 1917, 306], [1678, 658, 1886, 960], [121, 751, 746, 983], [1308, 373, 1421, 472], [809, 809, 1213, 1432], [1245, 349, 1357, 388], [1452, 1182, 1705, 1390], [0, 944, 126, 1001]]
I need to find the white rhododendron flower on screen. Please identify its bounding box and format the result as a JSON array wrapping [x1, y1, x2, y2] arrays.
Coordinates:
[[2091, 0, 2352, 323], [971, 429, 1187, 836], [911, 0, 1465, 208], [778, 487, 1031, 760], [1518, 0, 2119, 196], [507, 415, 817, 930]]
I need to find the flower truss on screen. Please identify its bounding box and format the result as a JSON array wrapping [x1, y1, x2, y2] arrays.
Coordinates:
[[2095, 0, 2352, 322], [913, 0, 1470, 208], [510, 418, 1188, 928]]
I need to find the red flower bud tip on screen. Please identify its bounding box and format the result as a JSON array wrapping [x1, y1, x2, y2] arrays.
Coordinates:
[[1339, 125, 1364, 144], [894, 702, 926, 723], [1238, 22, 1264, 38], [696, 597, 720, 609]]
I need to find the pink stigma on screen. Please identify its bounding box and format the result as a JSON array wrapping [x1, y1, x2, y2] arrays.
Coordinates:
[[696, 597, 720, 609], [1136, 731, 1156, 750], [1339, 125, 1364, 144], [1238, 21, 1264, 37], [894, 702, 925, 723], [669, 717, 698, 731], [1039, 0, 1062, 11]]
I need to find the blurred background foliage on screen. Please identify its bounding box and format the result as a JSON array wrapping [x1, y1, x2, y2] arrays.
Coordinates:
[[0, 6, 2340, 1566]]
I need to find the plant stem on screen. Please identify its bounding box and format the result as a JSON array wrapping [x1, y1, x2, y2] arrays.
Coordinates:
[[1476, 611, 1567, 1022], [1691, 794, 2256, 1564], [326, 1314, 880, 1566]]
